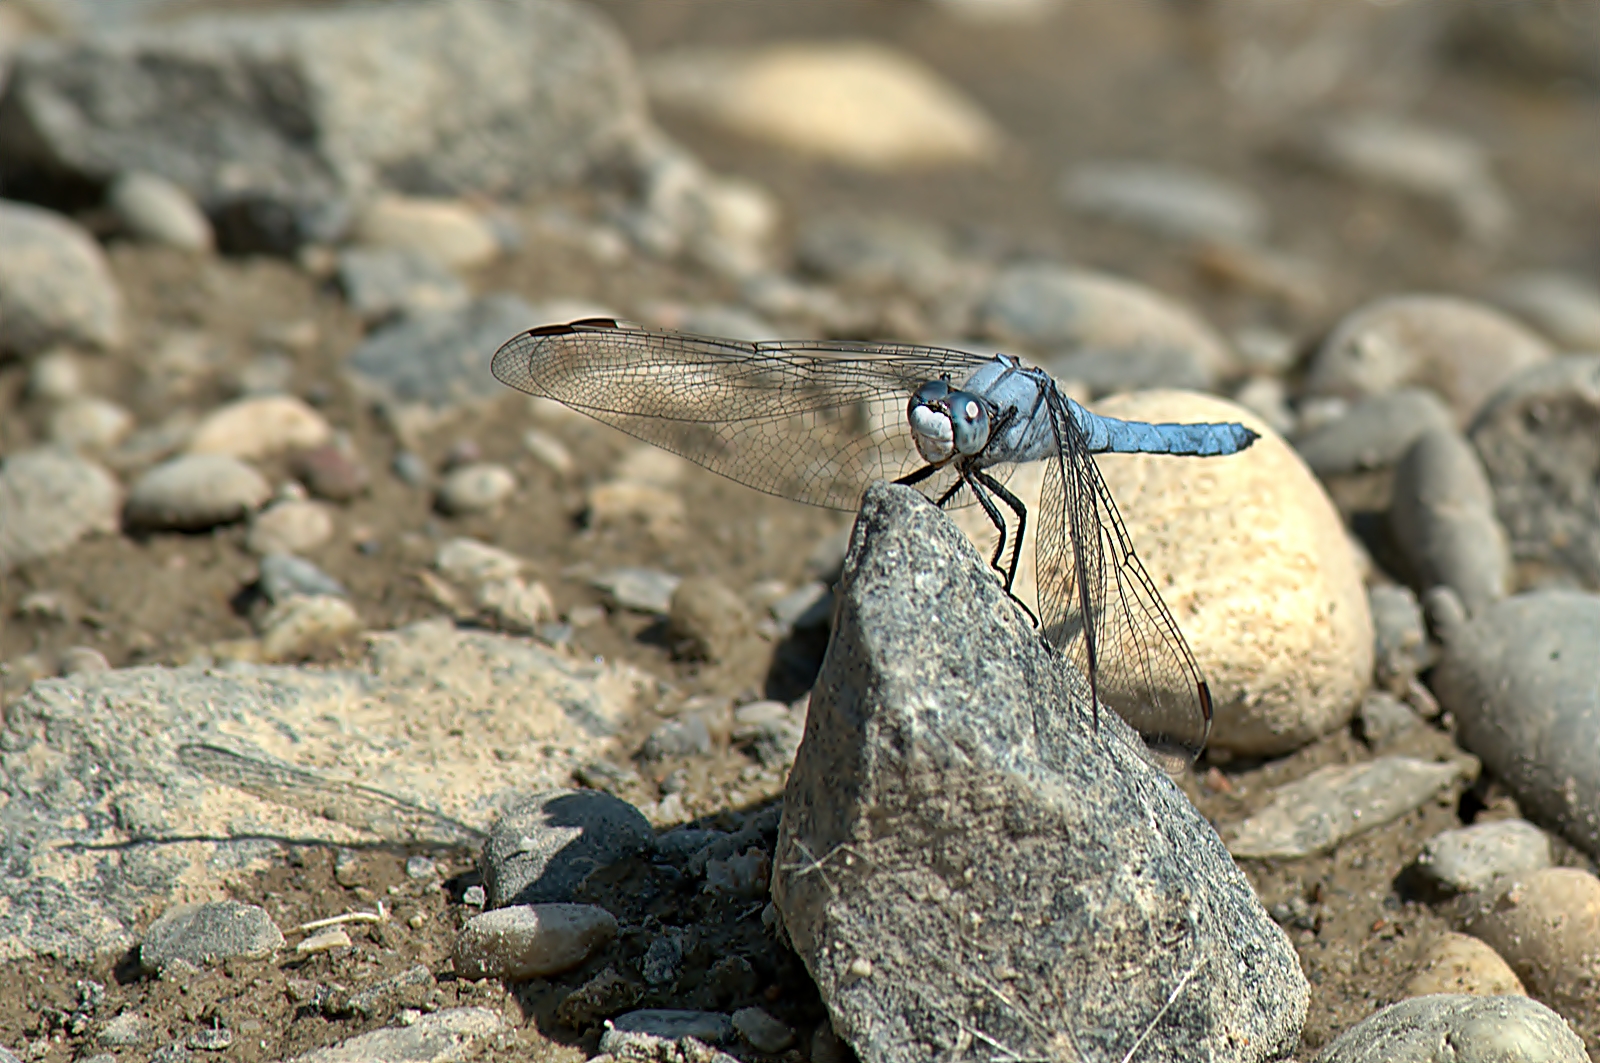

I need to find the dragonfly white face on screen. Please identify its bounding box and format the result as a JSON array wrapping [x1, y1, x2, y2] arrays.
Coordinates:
[[908, 379, 991, 465]]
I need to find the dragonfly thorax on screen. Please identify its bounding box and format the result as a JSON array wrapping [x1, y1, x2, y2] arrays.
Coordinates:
[[908, 379, 990, 464]]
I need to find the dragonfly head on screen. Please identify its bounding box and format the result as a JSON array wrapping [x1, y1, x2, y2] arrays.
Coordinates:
[[908, 380, 991, 464]]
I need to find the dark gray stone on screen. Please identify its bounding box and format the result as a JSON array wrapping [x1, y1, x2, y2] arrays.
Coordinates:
[[0, 201, 123, 355], [1369, 583, 1432, 689], [259, 552, 347, 604], [1389, 427, 1510, 614], [337, 249, 469, 324], [1415, 819, 1552, 895], [0, 0, 644, 205], [608, 1010, 733, 1044], [1434, 590, 1600, 859], [138, 900, 284, 974], [481, 788, 653, 908], [346, 293, 540, 409], [1292, 388, 1456, 477], [1470, 355, 1600, 590], [0, 449, 122, 573], [1311, 994, 1586, 1063], [773, 483, 1305, 1063]]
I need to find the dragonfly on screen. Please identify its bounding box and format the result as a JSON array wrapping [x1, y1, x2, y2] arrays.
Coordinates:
[[492, 318, 1258, 771]]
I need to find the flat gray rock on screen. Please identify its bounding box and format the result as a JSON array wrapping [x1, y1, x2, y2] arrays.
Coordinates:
[[1415, 819, 1552, 894], [0, 201, 124, 355], [1388, 427, 1511, 614], [1470, 355, 1600, 590], [773, 483, 1306, 1063], [0, 618, 648, 961], [345, 293, 539, 409], [284, 1006, 504, 1063], [481, 789, 654, 908], [1292, 387, 1456, 477], [1225, 757, 1475, 859], [0, 0, 643, 205], [1369, 583, 1432, 689], [1312, 994, 1587, 1063], [608, 1009, 733, 1044], [138, 900, 283, 974], [0, 448, 122, 572], [1434, 590, 1600, 859]]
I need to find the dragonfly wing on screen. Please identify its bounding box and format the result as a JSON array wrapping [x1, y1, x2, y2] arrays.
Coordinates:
[[492, 319, 995, 512], [1035, 393, 1212, 772]]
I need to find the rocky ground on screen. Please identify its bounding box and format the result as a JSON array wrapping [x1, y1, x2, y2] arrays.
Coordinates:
[[2, 1, 1600, 1061]]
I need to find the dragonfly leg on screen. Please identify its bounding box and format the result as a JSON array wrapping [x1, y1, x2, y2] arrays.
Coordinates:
[[971, 469, 1028, 599], [962, 467, 1040, 627], [893, 464, 940, 488]]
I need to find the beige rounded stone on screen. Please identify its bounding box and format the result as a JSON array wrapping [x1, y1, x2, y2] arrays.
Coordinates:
[[1466, 867, 1600, 1019], [246, 500, 334, 556], [1307, 295, 1552, 423], [1403, 932, 1525, 998], [958, 391, 1371, 756], [188, 396, 332, 461], [352, 195, 500, 269], [645, 42, 1001, 170], [259, 595, 361, 662]]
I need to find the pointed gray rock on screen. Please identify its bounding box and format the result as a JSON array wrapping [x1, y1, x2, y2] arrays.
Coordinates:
[[772, 483, 1306, 1063]]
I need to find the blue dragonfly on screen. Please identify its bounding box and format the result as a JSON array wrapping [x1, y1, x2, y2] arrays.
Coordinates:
[[492, 318, 1257, 771]]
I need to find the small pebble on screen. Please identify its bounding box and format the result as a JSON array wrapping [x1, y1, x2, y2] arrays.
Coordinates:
[[107, 171, 213, 252], [258, 595, 361, 661], [436, 537, 525, 585], [606, 1009, 733, 1045], [641, 932, 685, 986], [393, 450, 430, 487], [186, 395, 332, 461], [246, 500, 334, 556], [295, 928, 351, 955], [1370, 584, 1432, 689], [0, 449, 122, 570], [474, 577, 556, 634], [59, 646, 111, 676], [1357, 691, 1420, 747], [453, 903, 617, 980], [590, 567, 682, 614], [462, 885, 486, 907], [437, 462, 515, 515], [187, 1027, 232, 1052], [1313, 994, 1584, 1063], [138, 901, 284, 975], [292, 441, 370, 502], [352, 195, 501, 269], [732, 1006, 795, 1053], [1225, 757, 1474, 858], [125, 454, 270, 532], [667, 577, 754, 662], [482, 789, 654, 908], [705, 849, 770, 899], [522, 429, 574, 476], [1403, 932, 1525, 997], [259, 553, 347, 603], [586, 480, 687, 540], [29, 349, 84, 401], [1389, 427, 1511, 615], [406, 856, 437, 879], [1415, 820, 1551, 894], [1060, 160, 1267, 244], [48, 397, 134, 452], [641, 716, 715, 761], [1465, 867, 1600, 1016], [98, 1013, 153, 1047], [337, 247, 469, 323], [1492, 271, 1600, 351]]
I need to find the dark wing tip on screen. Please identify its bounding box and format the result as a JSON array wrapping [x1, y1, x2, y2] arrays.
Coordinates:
[[523, 317, 621, 338]]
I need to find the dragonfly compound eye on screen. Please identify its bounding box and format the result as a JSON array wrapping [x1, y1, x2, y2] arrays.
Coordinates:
[[948, 391, 991, 456]]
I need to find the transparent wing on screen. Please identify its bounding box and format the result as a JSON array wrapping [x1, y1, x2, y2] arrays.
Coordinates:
[[492, 319, 1002, 511], [1035, 390, 1213, 772]]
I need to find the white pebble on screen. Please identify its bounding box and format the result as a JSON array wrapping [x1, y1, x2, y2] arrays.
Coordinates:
[[187, 396, 333, 461], [125, 454, 271, 531], [107, 171, 214, 252], [437, 463, 516, 515], [453, 903, 617, 980], [49, 397, 134, 452], [246, 500, 335, 556], [522, 429, 574, 476], [258, 595, 361, 662], [436, 537, 525, 585], [29, 349, 83, 401], [352, 195, 500, 269], [295, 928, 352, 955]]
